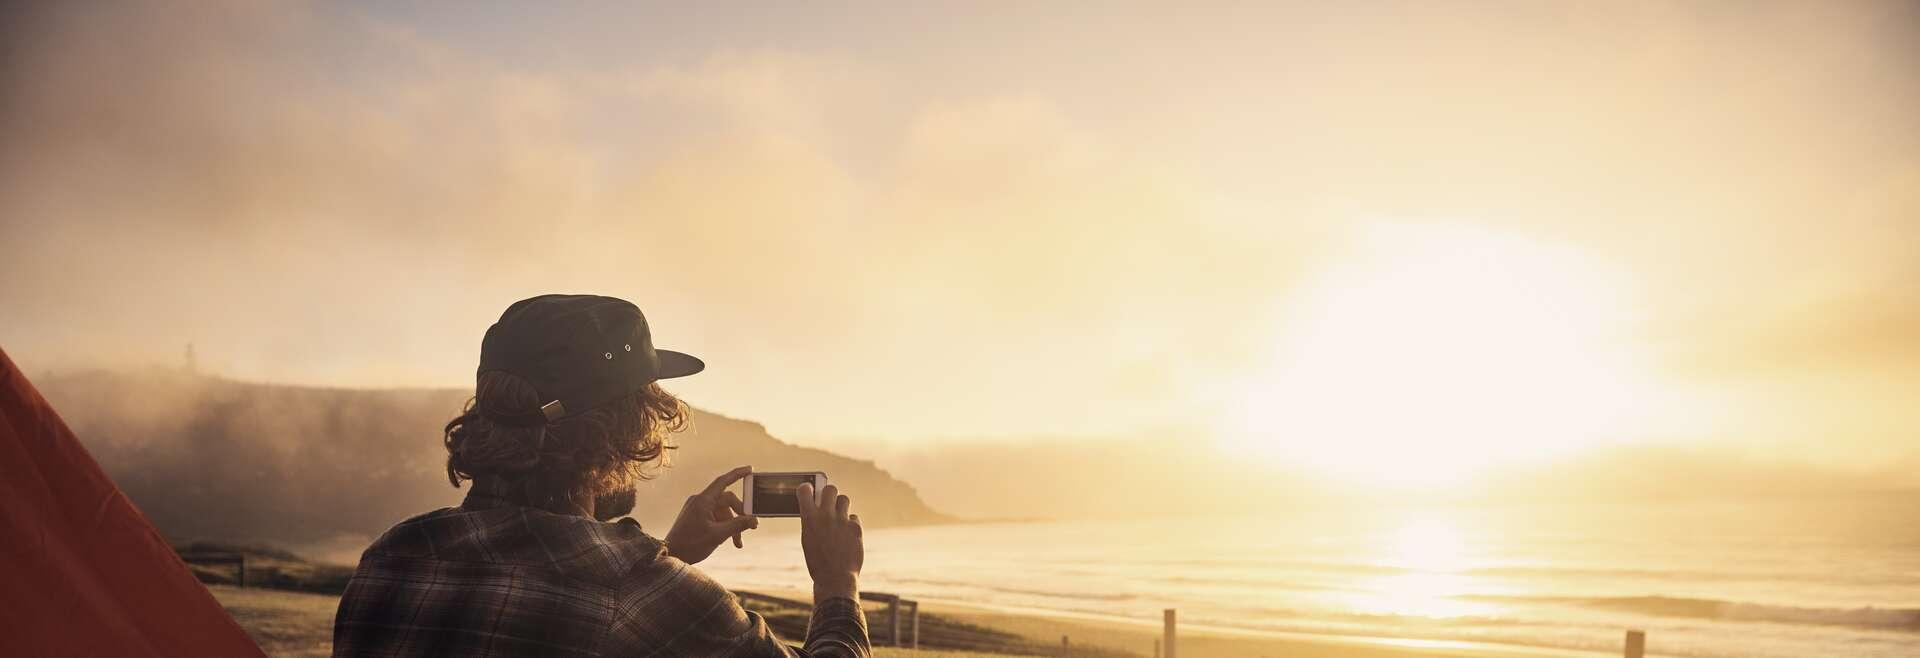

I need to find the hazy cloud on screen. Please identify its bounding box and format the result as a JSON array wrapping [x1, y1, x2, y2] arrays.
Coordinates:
[[2, 1, 1915, 460]]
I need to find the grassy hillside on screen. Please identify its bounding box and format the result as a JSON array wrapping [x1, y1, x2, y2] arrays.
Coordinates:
[[39, 367, 950, 552]]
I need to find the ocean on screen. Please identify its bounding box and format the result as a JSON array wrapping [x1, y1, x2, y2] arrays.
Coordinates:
[[700, 493, 1920, 658]]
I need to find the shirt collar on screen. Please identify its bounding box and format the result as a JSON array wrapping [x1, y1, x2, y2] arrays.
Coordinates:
[[461, 477, 539, 511]]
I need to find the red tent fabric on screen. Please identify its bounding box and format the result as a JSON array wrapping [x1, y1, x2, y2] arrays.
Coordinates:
[[0, 346, 263, 657]]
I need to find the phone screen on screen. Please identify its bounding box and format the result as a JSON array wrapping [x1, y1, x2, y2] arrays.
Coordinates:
[[750, 474, 813, 516]]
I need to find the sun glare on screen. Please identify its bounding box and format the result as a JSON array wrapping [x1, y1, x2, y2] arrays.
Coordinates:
[[1385, 518, 1471, 572], [1223, 222, 1659, 487], [1336, 518, 1492, 619]]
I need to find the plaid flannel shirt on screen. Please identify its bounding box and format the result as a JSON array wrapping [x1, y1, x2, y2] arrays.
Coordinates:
[[332, 486, 868, 657]]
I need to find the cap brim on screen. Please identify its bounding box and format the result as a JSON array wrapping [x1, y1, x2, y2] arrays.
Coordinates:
[[656, 349, 705, 379]]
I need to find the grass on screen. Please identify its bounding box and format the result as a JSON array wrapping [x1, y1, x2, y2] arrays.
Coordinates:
[[196, 545, 1571, 658], [209, 584, 1580, 658], [207, 586, 337, 657], [209, 586, 1040, 657], [189, 542, 1128, 657]]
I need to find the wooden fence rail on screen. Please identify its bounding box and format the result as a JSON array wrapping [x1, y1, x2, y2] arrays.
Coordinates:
[[180, 552, 246, 588], [857, 591, 919, 649], [732, 590, 919, 649]]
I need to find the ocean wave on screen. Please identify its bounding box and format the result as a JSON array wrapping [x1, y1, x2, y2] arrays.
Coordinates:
[[1465, 594, 1920, 631], [886, 576, 1139, 603], [1156, 574, 1342, 591], [1139, 557, 1408, 575], [1464, 564, 1914, 587], [1142, 556, 1913, 587]]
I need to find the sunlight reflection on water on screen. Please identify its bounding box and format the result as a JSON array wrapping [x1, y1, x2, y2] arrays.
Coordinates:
[[685, 496, 1920, 658]]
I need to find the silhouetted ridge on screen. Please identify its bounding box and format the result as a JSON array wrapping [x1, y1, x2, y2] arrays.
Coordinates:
[[37, 368, 951, 551]]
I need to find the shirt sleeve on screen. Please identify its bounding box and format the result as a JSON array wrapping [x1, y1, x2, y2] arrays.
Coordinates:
[[602, 555, 870, 658], [800, 596, 869, 657]]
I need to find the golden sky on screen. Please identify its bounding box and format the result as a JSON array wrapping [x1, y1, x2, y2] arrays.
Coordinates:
[[2, 1, 1915, 478]]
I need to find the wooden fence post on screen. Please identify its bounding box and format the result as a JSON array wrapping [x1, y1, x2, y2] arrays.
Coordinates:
[[858, 592, 903, 646], [909, 601, 919, 649], [1625, 630, 1645, 658], [889, 598, 901, 646], [1163, 609, 1176, 658]]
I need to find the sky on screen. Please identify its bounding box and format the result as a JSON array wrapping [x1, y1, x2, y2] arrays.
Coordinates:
[[2, 1, 1915, 481]]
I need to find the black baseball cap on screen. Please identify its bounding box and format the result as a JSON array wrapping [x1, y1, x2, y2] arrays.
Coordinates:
[[476, 294, 703, 424]]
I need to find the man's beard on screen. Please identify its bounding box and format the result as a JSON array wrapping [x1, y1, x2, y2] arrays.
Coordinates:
[[592, 487, 637, 521]]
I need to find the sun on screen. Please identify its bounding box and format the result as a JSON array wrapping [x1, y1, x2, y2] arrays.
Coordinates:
[[1221, 221, 1659, 488]]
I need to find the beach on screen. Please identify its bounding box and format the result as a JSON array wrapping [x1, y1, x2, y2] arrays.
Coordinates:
[[932, 605, 1596, 658]]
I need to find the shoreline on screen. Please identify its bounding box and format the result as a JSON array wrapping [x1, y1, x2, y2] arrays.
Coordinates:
[[743, 587, 1610, 658], [932, 598, 1610, 658]]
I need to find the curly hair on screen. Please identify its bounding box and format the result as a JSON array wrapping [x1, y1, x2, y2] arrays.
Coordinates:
[[444, 370, 688, 508]]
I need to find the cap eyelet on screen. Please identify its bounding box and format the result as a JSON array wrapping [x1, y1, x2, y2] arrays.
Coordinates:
[[623, 344, 632, 352], [604, 352, 613, 359]]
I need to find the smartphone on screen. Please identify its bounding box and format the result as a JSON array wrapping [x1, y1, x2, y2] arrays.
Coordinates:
[[742, 471, 828, 517]]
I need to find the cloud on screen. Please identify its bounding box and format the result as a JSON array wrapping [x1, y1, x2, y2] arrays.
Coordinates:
[[0, 1, 1299, 440], [1, 0, 1915, 452]]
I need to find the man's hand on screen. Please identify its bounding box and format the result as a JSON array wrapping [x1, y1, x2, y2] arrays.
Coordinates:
[[665, 466, 758, 565], [796, 482, 863, 602]]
